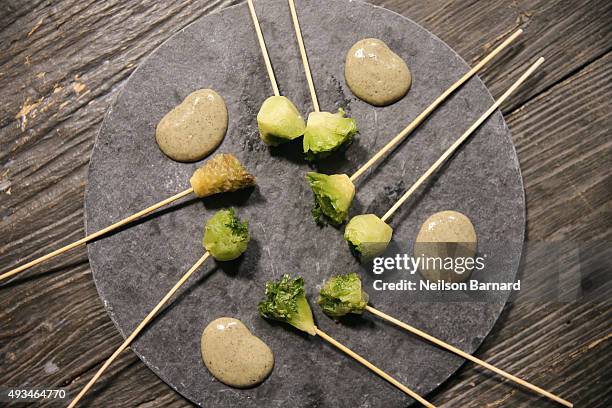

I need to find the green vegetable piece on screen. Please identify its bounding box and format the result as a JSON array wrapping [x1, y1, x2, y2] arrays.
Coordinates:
[[203, 208, 250, 261], [258, 274, 316, 336], [303, 108, 357, 160], [344, 214, 393, 259], [257, 96, 306, 146], [190, 154, 256, 198], [317, 273, 369, 317], [306, 172, 355, 225]]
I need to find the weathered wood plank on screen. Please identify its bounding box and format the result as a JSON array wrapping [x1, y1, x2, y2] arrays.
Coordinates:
[[0, 0, 610, 407], [515, 52, 611, 241]]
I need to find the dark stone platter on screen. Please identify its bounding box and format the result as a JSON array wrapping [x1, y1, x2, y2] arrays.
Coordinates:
[[85, 0, 525, 406]]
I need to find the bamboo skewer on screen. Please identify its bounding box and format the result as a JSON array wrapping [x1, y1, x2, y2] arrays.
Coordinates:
[[349, 28, 523, 183], [0, 187, 194, 283], [67, 252, 211, 408], [381, 56, 545, 223], [365, 306, 573, 407], [288, 0, 320, 112], [247, 0, 280, 96], [314, 327, 435, 407]]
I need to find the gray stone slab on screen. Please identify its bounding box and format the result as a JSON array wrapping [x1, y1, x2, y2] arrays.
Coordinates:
[[85, 0, 525, 406]]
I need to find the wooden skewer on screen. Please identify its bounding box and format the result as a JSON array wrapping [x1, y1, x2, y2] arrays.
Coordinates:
[[0, 187, 194, 283], [365, 306, 573, 407], [381, 56, 544, 222], [67, 252, 211, 408], [349, 28, 523, 183], [314, 327, 435, 407], [287, 0, 320, 112], [247, 0, 280, 96]]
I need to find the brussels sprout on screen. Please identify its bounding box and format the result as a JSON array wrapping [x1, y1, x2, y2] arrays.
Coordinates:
[[257, 96, 306, 146], [303, 108, 357, 160], [203, 208, 250, 261], [317, 273, 369, 317], [344, 214, 393, 259], [306, 172, 355, 225], [190, 154, 256, 198], [258, 275, 316, 336]]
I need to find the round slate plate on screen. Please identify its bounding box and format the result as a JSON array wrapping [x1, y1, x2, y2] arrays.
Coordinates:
[[85, 0, 525, 406]]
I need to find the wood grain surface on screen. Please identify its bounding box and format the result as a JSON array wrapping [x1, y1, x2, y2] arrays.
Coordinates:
[[0, 0, 610, 407]]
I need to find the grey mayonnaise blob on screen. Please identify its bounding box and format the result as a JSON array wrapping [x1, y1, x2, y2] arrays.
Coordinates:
[[156, 89, 227, 162], [201, 317, 274, 388], [344, 38, 411, 106], [414, 210, 477, 283]]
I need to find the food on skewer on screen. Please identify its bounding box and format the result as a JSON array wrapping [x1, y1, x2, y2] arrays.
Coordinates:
[[414, 210, 477, 282], [305, 172, 355, 225], [341, 57, 544, 259], [258, 273, 435, 406], [258, 274, 316, 335], [303, 29, 523, 226], [201, 317, 274, 388], [203, 208, 250, 261], [190, 153, 256, 197], [0, 153, 255, 282], [345, 38, 412, 106], [317, 273, 573, 407], [303, 108, 358, 160], [318, 274, 367, 317], [317, 272, 368, 317], [68, 209, 251, 407], [344, 214, 393, 259], [257, 95, 306, 146], [204, 208, 251, 262], [247, 0, 307, 147], [286, 0, 359, 162], [156, 89, 228, 162]]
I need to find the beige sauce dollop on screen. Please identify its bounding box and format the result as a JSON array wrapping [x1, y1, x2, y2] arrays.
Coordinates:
[[201, 317, 273, 388], [414, 210, 477, 283], [156, 89, 227, 162], [345, 38, 412, 106]]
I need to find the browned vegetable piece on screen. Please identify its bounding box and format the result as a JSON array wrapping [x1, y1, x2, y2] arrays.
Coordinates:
[[190, 154, 256, 198]]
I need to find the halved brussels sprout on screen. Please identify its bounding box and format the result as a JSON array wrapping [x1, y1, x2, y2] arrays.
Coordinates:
[[306, 172, 355, 225], [303, 108, 357, 160], [257, 96, 306, 146], [344, 214, 393, 259]]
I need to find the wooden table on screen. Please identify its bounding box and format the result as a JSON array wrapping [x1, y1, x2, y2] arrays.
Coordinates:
[[0, 0, 610, 406]]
